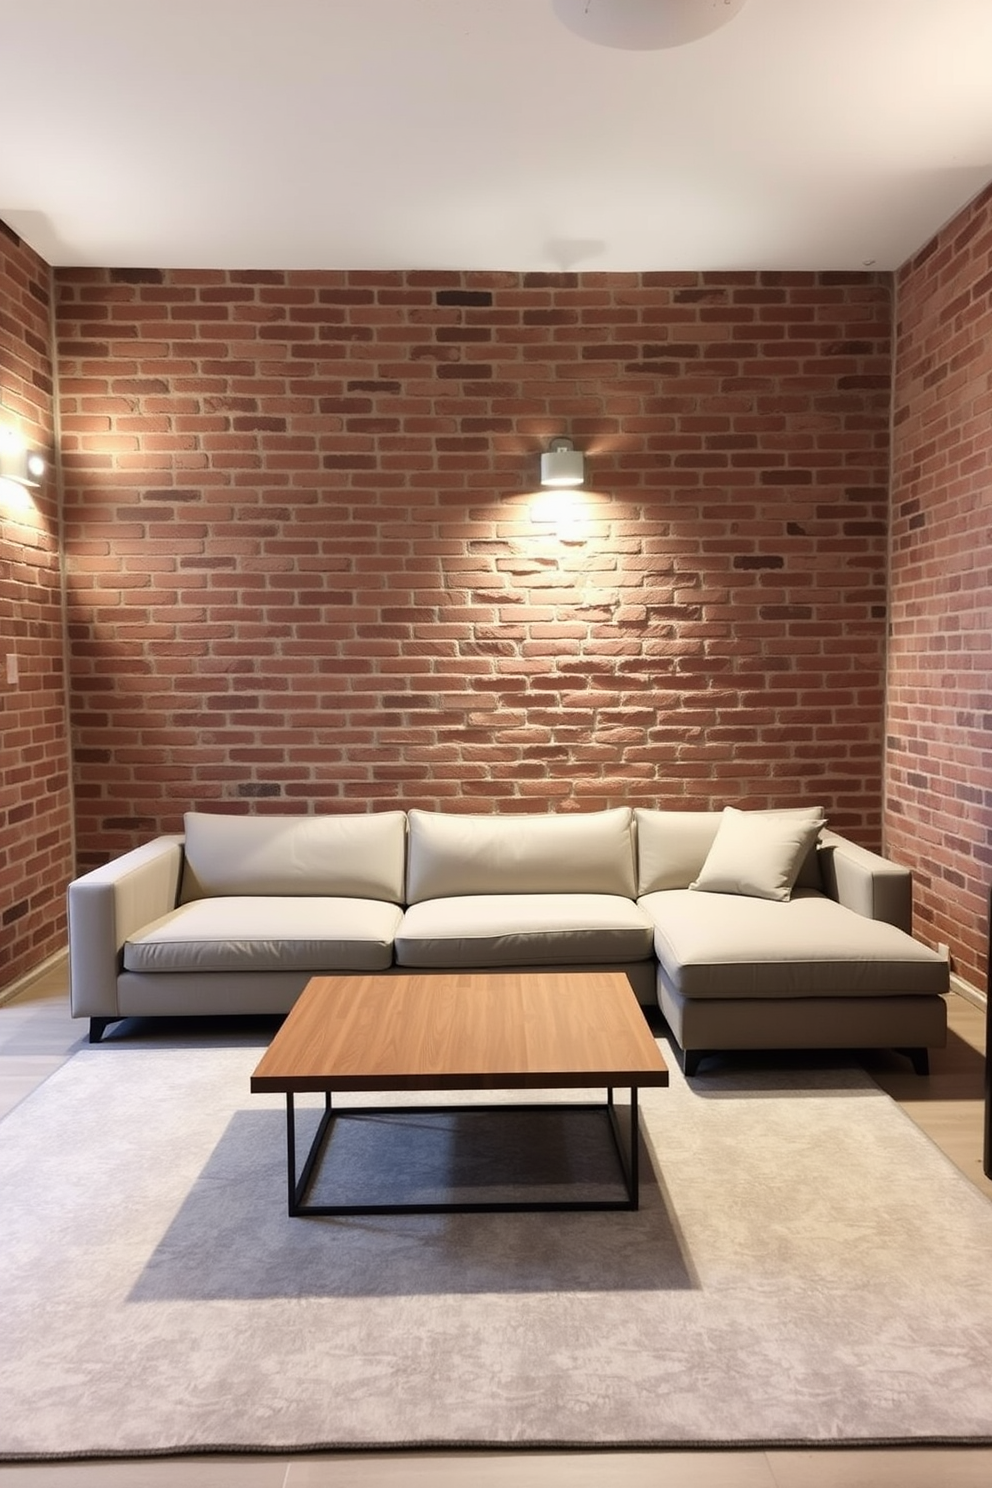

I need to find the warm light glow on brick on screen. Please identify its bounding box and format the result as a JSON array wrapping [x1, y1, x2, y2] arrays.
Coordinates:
[[53, 264, 894, 872]]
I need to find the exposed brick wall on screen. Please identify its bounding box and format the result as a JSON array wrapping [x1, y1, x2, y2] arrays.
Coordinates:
[[0, 222, 73, 991], [888, 185, 992, 988], [54, 267, 892, 871]]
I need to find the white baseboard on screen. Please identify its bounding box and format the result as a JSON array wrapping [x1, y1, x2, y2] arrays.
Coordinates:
[[950, 971, 987, 1010], [0, 949, 69, 1009]]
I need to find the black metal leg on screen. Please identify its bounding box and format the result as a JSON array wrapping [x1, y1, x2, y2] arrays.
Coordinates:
[[286, 1094, 296, 1213], [286, 1092, 334, 1216], [605, 1088, 637, 1209], [89, 1017, 115, 1043]]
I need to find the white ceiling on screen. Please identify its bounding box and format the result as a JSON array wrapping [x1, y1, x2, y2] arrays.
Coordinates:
[[3, 0, 992, 272]]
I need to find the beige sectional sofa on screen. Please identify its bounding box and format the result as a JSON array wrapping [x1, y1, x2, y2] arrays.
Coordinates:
[[67, 805, 949, 1074]]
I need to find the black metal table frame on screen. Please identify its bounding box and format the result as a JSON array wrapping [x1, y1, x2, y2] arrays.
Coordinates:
[[282, 1087, 643, 1216]]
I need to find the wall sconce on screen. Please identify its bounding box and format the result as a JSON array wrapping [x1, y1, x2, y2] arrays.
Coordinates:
[[0, 429, 45, 488], [540, 436, 585, 489]]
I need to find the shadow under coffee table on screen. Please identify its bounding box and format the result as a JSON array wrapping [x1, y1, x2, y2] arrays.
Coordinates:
[[250, 970, 669, 1216]]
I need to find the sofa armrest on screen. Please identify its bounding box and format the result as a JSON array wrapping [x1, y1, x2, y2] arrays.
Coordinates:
[[68, 837, 185, 1019], [816, 831, 912, 933]]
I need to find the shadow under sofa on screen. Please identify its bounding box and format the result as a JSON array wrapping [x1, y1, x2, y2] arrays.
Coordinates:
[[67, 805, 949, 1074]]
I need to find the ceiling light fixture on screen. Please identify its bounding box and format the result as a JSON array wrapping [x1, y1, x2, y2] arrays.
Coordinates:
[[553, 0, 747, 50], [540, 437, 586, 489]]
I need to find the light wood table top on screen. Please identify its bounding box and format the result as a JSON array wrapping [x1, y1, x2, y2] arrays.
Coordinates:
[[250, 970, 669, 1095]]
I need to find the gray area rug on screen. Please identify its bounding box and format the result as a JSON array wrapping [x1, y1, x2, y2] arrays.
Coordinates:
[[2, 1035, 992, 1458]]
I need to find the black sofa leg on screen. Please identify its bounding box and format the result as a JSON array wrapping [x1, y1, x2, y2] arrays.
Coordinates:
[[89, 1017, 115, 1043], [682, 1049, 704, 1077], [900, 1047, 930, 1076]]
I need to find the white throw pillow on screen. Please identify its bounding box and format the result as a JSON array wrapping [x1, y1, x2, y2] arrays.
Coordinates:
[[689, 806, 826, 902]]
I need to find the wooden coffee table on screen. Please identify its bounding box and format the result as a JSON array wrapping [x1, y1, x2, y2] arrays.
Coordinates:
[[250, 970, 669, 1217]]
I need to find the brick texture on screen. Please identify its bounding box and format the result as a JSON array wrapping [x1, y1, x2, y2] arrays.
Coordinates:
[[53, 267, 893, 871], [888, 184, 992, 989], [0, 223, 73, 988]]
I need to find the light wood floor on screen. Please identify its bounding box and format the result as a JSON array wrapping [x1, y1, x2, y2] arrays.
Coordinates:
[[1, 964, 990, 1488]]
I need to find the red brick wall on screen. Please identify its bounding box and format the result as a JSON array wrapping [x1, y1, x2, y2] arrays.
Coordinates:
[[888, 185, 992, 989], [54, 268, 892, 871], [0, 223, 73, 991]]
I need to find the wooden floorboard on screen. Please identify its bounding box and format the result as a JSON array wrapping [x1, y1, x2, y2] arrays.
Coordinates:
[[1, 964, 989, 1487]]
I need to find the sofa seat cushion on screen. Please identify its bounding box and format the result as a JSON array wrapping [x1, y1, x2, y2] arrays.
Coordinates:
[[394, 894, 655, 969], [123, 897, 402, 974], [638, 889, 949, 1000]]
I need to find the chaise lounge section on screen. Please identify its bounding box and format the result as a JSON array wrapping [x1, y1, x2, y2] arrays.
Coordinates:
[[632, 808, 949, 1074]]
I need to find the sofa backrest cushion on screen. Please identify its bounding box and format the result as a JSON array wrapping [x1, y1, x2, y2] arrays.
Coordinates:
[[405, 808, 637, 903], [635, 807, 824, 895], [179, 811, 407, 903], [635, 810, 722, 894]]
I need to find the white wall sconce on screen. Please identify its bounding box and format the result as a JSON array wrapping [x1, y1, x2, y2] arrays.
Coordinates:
[[0, 429, 45, 488], [540, 436, 586, 489]]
